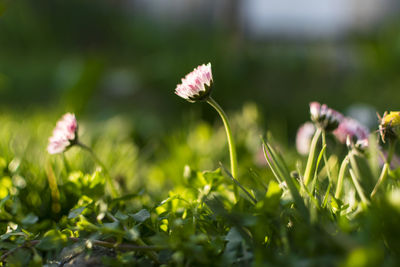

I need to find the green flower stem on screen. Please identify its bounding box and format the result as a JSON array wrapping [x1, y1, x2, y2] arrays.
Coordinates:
[[371, 140, 397, 198], [349, 169, 370, 206], [348, 151, 362, 184], [206, 97, 238, 198], [321, 131, 332, 182], [371, 163, 390, 199], [335, 154, 349, 199], [77, 142, 118, 198], [303, 127, 322, 186]]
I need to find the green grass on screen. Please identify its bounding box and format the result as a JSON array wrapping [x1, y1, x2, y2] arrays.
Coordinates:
[[0, 104, 400, 266]]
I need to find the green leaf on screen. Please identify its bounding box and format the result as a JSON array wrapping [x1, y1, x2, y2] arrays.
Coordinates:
[[223, 227, 252, 265], [130, 209, 150, 223], [0, 241, 16, 249], [219, 163, 257, 204], [21, 213, 39, 225], [262, 138, 309, 220], [36, 230, 68, 251], [0, 194, 10, 209], [68, 206, 86, 219], [6, 248, 32, 266], [115, 210, 129, 221], [101, 222, 121, 233], [125, 227, 140, 241]]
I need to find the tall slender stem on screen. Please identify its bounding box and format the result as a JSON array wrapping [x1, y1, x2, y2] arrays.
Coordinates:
[[77, 142, 118, 198], [349, 151, 362, 184], [206, 97, 238, 197], [335, 154, 349, 199], [321, 131, 332, 182], [349, 169, 370, 206], [371, 140, 397, 198], [303, 128, 322, 186]]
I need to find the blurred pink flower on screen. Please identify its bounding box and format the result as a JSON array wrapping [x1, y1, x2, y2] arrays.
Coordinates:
[[47, 113, 78, 154], [309, 102, 321, 120], [296, 122, 316, 155], [333, 117, 369, 149], [309, 101, 344, 131], [175, 63, 213, 102]]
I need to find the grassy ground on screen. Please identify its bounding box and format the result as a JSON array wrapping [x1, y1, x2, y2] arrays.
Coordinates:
[[0, 102, 400, 266]]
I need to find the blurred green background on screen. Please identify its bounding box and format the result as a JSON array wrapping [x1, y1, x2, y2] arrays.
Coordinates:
[[1, 0, 400, 135], [0, 0, 400, 184]]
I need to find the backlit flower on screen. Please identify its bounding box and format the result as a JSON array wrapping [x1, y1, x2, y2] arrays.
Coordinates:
[[175, 63, 213, 102], [47, 113, 78, 154], [333, 117, 369, 149], [379, 111, 400, 143], [309, 101, 343, 131], [296, 122, 316, 155]]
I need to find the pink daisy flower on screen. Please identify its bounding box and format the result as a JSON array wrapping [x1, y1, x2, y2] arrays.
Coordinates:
[[47, 113, 78, 154], [309, 101, 344, 131], [175, 63, 213, 102], [333, 117, 369, 149]]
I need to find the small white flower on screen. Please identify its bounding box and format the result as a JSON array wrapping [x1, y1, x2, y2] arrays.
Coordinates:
[[47, 113, 78, 154], [175, 63, 213, 102]]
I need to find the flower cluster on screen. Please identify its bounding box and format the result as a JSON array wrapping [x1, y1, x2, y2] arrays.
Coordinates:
[[379, 111, 400, 143], [47, 113, 78, 154], [175, 63, 213, 102], [297, 102, 370, 155], [310, 102, 344, 131], [333, 117, 369, 149]]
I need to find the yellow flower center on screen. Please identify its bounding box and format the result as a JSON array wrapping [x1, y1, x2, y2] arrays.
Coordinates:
[[382, 112, 400, 127]]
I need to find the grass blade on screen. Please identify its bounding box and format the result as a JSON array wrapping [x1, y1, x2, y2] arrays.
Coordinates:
[[220, 163, 257, 205], [261, 137, 309, 219]]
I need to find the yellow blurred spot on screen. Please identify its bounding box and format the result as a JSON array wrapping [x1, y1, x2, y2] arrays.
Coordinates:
[[0, 176, 12, 198], [343, 247, 382, 267], [387, 189, 400, 212], [68, 171, 83, 183], [182, 208, 187, 219], [266, 180, 282, 198], [156, 206, 166, 215], [380, 111, 400, 142], [382, 112, 400, 127], [160, 219, 168, 232], [0, 157, 6, 169]]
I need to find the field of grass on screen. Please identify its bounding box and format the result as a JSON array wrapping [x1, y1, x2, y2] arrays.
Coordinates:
[[0, 97, 400, 266]]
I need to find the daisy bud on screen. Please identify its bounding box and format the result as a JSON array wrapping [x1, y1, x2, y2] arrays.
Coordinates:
[[175, 63, 213, 102], [309, 101, 344, 131], [47, 113, 78, 154], [296, 122, 316, 155], [379, 111, 400, 143], [334, 117, 369, 150]]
